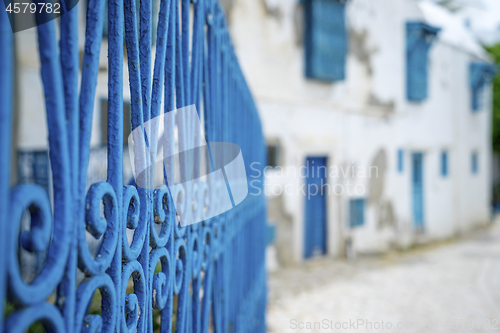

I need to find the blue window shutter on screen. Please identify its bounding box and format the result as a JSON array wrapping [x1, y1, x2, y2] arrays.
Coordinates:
[[406, 22, 441, 102], [472, 152, 478, 174], [305, 0, 347, 81], [267, 223, 277, 245], [398, 149, 403, 172], [441, 151, 448, 177], [266, 223, 276, 245], [470, 62, 496, 111], [349, 198, 365, 228]]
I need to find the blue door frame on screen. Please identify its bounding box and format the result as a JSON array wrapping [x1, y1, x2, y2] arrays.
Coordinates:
[[304, 157, 327, 258], [412, 152, 424, 228]]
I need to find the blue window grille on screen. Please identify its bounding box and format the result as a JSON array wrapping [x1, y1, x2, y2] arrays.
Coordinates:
[[406, 21, 440, 102], [470, 62, 496, 111], [0, 0, 267, 332], [349, 198, 365, 228], [441, 150, 448, 177], [304, 0, 347, 81], [398, 149, 404, 173], [472, 152, 479, 174]]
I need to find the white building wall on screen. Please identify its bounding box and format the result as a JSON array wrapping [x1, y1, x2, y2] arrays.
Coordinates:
[[227, 0, 494, 263]]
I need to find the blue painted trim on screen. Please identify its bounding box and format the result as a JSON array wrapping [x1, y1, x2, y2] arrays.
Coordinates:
[[398, 149, 403, 173], [472, 151, 479, 174], [441, 150, 448, 177]]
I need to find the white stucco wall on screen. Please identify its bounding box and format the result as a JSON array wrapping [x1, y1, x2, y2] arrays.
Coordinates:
[[226, 0, 493, 263]]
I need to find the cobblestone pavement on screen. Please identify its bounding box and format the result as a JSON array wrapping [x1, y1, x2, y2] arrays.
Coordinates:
[[267, 223, 500, 333]]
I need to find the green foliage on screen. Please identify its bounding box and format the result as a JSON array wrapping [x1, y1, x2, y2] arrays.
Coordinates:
[[4, 301, 44, 333], [485, 44, 500, 153], [436, 0, 463, 12], [4, 274, 177, 333]]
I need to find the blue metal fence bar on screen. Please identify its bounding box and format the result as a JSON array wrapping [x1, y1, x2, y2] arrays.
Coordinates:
[[0, 0, 267, 331], [0, 6, 13, 332]]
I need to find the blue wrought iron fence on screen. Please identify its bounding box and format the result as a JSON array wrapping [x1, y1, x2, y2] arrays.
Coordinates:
[[0, 0, 267, 331]]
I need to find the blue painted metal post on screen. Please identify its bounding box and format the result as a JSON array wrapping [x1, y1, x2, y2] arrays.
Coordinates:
[[0, 6, 13, 333], [0, 0, 267, 331]]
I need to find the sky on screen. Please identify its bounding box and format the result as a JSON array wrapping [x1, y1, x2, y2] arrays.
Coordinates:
[[431, 0, 500, 45]]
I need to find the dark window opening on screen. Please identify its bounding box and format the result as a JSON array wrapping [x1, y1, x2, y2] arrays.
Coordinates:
[[267, 145, 280, 168], [101, 98, 132, 146]]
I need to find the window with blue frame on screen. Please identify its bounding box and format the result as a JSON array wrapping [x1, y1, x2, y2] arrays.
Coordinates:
[[349, 198, 365, 228], [17, 151, 51, 196], [470, 62, 496, 111], [304, 0, 347, 81], [441, 150, 448, 177], [397, 149, 403, 173], [406, 22, 441, 102], [472, 152, 478, 174]]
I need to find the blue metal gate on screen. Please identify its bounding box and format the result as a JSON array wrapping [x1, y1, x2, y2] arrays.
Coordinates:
[[303, 157, 327, 258], [412, 152, 424, 228], [0, 0, 267, 331]]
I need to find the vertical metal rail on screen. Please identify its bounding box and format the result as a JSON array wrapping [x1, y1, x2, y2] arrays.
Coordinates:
[[0, 0, 267, 331]]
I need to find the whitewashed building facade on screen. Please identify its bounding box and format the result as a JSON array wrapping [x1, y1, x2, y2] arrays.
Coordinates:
[[224, 0, 495, 265]]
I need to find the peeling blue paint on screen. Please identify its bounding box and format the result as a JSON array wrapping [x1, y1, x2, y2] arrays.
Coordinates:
[[0, 0, 267, 331]]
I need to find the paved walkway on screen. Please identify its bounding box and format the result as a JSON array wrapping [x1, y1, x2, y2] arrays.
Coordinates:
[[267, 223, 500, 333]]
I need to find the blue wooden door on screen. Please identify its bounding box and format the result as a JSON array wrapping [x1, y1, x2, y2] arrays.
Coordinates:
[[412, 152, 424, 228], [304, 157, 327, 258]]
